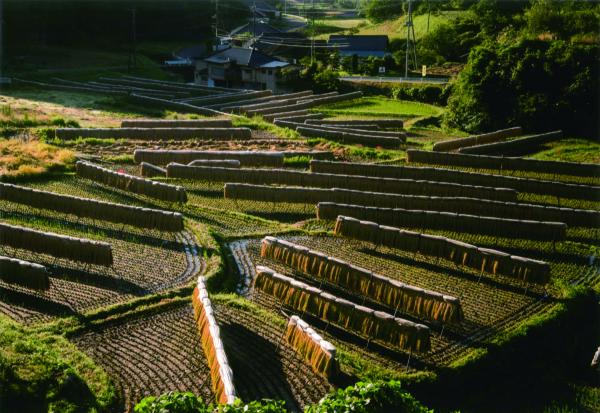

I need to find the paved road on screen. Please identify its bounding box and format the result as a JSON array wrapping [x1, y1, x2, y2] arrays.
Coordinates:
[[340, 76, 450, 84]]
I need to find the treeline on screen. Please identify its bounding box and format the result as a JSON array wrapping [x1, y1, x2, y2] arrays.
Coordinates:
[[2, 0, 249, 49]]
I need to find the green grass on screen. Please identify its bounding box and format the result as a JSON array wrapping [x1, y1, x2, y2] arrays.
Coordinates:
[[357, 11, 463, 42], [313, 97, 444, 118], [0, 314, 116, 412], [528, 138, 600, 164]]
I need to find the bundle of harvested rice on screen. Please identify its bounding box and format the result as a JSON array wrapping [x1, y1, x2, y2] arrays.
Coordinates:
[[121, 119, 233, 128], [305, 118, 404, 128], [433, 127, 523, 152], [0, 222, 113, 266], [56, 127, 252, 141], [296, 126, 402, 148], [253, 266, 431, 352], [0, 255, 50, 290], [133, 150, 284, 167], [317, 202, 567, 241], [188, 159, 241, 167], [311, 160, 599, 201], [407, 149, 600, 178], [0, 183, 184, 232], [191, 276, 236, 404], [262, 237, 463, 323], [333, 216, 551, 284], [167, 165, 517, 202], [76, 161, 187, 203], [458, 130, 563, 155], [285, 315, 338, 379], [140, 162, 167, 178]]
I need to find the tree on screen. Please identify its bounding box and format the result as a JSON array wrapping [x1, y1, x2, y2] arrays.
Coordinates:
[[444, 39, 600, 137], [366, 0, 403, 23]]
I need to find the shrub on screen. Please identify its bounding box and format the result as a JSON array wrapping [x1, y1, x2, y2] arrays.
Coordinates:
[[134, 392, 213, 413], [306, 381, 432, 413]]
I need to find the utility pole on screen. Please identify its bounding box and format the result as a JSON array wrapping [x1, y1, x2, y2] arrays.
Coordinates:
[[284, 0, 287, 15], [404, 0, 417, 78], [252, 0, 256, 50], [215, 0, 219, 37], [310, 0, 315, 63]]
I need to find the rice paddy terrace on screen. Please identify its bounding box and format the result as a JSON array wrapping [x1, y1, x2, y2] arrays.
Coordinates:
[[1, 76, 599, 412]]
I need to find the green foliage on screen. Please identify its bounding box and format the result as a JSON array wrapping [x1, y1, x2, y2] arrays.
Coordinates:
[[366, 0, 404, 23], [281, 61, 341, 93], [134, 392, 213, 413], [444, 39, 599, 136], [0, 314, 116, 412], [523, 0, 600, 40], [134, 394, 286, 413], [306, 381, 432, 413]]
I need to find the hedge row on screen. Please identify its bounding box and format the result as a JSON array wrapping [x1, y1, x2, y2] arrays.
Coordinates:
[[56, 127, 252, 141], [0, 255, 50, 291], [317, 202, 567, 241], [223, 184, 599, 227], [0, 182, 184, 232], [133, 150, 284, 167], [254, 266, 431, 352], [167, 165, 517, 201], [0, 222, 113, 267], [432, 127, 523, 152], [191, 276, 236, 404], [261, 236, 464, 324], [334, 216, 550, 284], [310, 160, 599, 201], [406, 149, 600, 178], [76, 161, 187, 203]]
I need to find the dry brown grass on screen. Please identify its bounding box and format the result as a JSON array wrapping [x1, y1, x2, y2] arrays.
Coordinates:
[[0, 139, 75, 179]]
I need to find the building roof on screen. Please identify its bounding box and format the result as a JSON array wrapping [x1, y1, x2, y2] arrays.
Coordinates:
[[204, 47, 289, 69], [328, 35, 389, 52]]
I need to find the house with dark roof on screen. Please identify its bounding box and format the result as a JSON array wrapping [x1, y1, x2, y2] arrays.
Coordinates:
[[196, 46, 290, 91], [328, 35, 389, 58]]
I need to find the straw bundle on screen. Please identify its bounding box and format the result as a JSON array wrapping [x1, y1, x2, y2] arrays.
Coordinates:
[[297, 91, 363, 106], [263, 110, 309, 122], [76, 161, 187, 203], [317, 202, 567, 241], [219, 90, 314, 112], [262, 237, 463, 323], [128, 94, 221, 116], [133, 150, 284, 167], [121, 119, 233, 128], [283, 151, 334, 160], [188, 159, 241, 167], [0, 183, 184, 232], [407, 149, 600, 178], [222, 183, 599, 227], [191, 276, 236, 405], [285, 315, 338, 379], [334, 216, 550, 284], [0, 255, 50, 291], [56, 127, 252, 141], [274, 113, 325, 123], [458, 131, 563, 155], [433, 127, 523, 152], [179, 90, 272, 105], [0, 222, 113, 266], [12, 78, 128, 96], [140, 162, 167, 178], [121, 75, 243, 93], [166, 165, 517, 201], [305, 125, 407, 140], [296, 126, 402, 148], [305, 119, 404, 128], [238, 93, 330, 113], [310, 160, 599, 201], [253, 266, 431, 352]]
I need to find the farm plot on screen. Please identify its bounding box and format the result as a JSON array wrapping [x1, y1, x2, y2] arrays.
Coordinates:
[[0, 189, 197, 323], [212, 301, 333, 411], [231, 230, 597, 368], [73, 303, 213, 413]]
